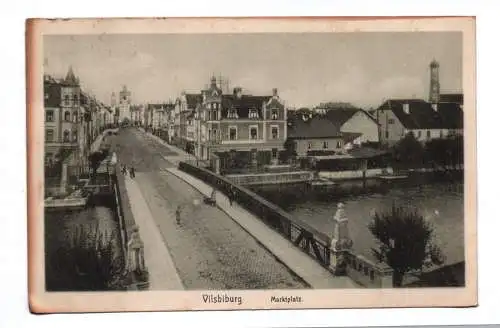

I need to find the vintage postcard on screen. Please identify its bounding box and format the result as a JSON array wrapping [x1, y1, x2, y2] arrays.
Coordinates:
[[27, 17, 477, 313]]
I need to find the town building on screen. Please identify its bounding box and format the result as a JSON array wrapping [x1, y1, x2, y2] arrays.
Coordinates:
[[376, 60, 464, 146], [314, 105, 380, 145], [44, 67, 82, 166], [287, 112, 345, 157], [376, 99, 463, 145], [191, 77, 288, 171], [173, 92, 202, 149]]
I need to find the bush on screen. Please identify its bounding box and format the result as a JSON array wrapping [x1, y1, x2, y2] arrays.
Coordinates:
[[368, 204, 445, 287]]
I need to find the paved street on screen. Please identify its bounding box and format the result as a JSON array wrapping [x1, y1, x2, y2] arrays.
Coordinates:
[[111, 128, 307, 290]]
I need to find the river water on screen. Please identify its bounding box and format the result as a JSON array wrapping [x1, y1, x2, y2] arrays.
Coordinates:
[[250, 176, 465, 266]]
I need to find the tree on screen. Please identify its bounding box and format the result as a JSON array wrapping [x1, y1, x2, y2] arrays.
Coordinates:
[[368, 204, 445, 287], [282, 138, 297, 164], [392, 132, 425, 169]]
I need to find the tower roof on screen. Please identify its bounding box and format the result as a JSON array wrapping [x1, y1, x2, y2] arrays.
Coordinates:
[[430, 59, 439, 67], [62, 66, 79, 86]]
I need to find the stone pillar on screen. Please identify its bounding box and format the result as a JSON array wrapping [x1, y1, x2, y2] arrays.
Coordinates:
[[329, 203, 353, 275], [60, 163, 68, 194], [377, 263, 394, 288], [127, 226, 146, 273]]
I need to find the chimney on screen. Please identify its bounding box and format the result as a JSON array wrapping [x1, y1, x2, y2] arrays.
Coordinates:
[[403, 103, 410, 114], [233, 87, 243, 99], [272, 88, 278, 97]]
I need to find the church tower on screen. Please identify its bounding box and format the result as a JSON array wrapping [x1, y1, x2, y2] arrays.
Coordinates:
[[429, 59, 440, 104], [119, 85, 131, 123]]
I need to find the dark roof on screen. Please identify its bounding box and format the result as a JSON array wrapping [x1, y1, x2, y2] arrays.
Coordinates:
[[185, 94, 202, 109], [440, 93, 463, 105], [325, 108, 359, 127], [44, 80, 61, 108], [221, 94, 271, 119], [287, 115, 342, 139], [324, 108, 379, 128], [379, 99, 451, 129], [436, 102, 463, 129], [316, 102, 357, 109]]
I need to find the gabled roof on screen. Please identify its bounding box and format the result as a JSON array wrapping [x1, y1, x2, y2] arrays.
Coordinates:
[[440, 93, 463, 105], [378, 99, 463, 130], [44, 80, 61, 108], [221, 94, 271, 119], [287, 115, 342, 139]]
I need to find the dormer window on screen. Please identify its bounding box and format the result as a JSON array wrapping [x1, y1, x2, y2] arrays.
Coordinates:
[[249, 108, 259, 119], [227, 109, 239, 119], [271, 109, 278, 120]]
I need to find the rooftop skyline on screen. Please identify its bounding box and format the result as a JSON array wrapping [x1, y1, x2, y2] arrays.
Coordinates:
[[44, 32, 462, 108]]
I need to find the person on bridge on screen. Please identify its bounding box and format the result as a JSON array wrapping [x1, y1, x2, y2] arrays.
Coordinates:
[[228, 185, 236, 206], [175, 205, 182, 225], [121, 164, 128, 176]]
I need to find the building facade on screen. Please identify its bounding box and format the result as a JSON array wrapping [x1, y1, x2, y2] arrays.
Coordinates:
[[44, 68, 82, 165], [192, 78, 288, 169]]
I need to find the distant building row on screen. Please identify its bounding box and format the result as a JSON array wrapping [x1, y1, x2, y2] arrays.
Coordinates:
[[44, 67, 112, 166]]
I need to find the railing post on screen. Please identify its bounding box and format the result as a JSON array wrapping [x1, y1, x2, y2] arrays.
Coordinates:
[[329, 202, 353, 275]]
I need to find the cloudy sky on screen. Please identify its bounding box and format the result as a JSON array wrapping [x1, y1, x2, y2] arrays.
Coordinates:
[[44, 32, 462, 108]]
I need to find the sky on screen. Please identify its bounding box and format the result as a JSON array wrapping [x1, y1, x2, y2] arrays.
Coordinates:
[[44, 32, 462, 108]]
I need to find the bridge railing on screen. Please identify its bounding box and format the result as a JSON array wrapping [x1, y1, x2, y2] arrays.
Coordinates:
[[178, 161, 331, 267]]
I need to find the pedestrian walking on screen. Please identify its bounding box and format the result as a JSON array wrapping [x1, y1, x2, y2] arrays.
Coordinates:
[[121, 164, 128, 176], [175, 205, 182, 225], [130, 166, 136, 179], [228, 185, 235, 206]]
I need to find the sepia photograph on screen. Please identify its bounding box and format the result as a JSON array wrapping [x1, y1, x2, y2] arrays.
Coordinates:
[[27, 17, 477, 312]]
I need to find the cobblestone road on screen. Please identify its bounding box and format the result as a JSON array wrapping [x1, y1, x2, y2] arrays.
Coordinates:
[[111, 128, 307, 290]]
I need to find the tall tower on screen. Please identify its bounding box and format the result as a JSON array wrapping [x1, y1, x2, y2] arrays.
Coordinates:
[[111, 92, 116, 107], [119, 85, 131, 123], [429, 59, 440, 104]]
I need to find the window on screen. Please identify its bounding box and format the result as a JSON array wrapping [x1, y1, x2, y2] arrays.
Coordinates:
[[73, 112, 78, 123], [385, 131, 389, 138], [211, 128, 218, 140], [210, 110, 218, 121], [271, 126, 279, 139], [229, 127, 237, 140], [369, 270, 375, 281], [323, 141, 328, 149], [272, 148, 278, 159], [45, 129, 54, 142], [417, 130, 422, 138], [249, 108, 259, 119], [250, 126, 258, 140], [45, 110, 54, 122], [64, 95, 69, 106], [427, 130, 431, 139], [73, 94, 78, 103], [227, 109, 239, 119], [64, 111, 71, 121], [271, 109, 278, 120], [388, 118, 395, 124], [336, 141, 342, 148], [439, 130, 444, 138], [308, 142, 312, 149], [63, 130, 70, 142]]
